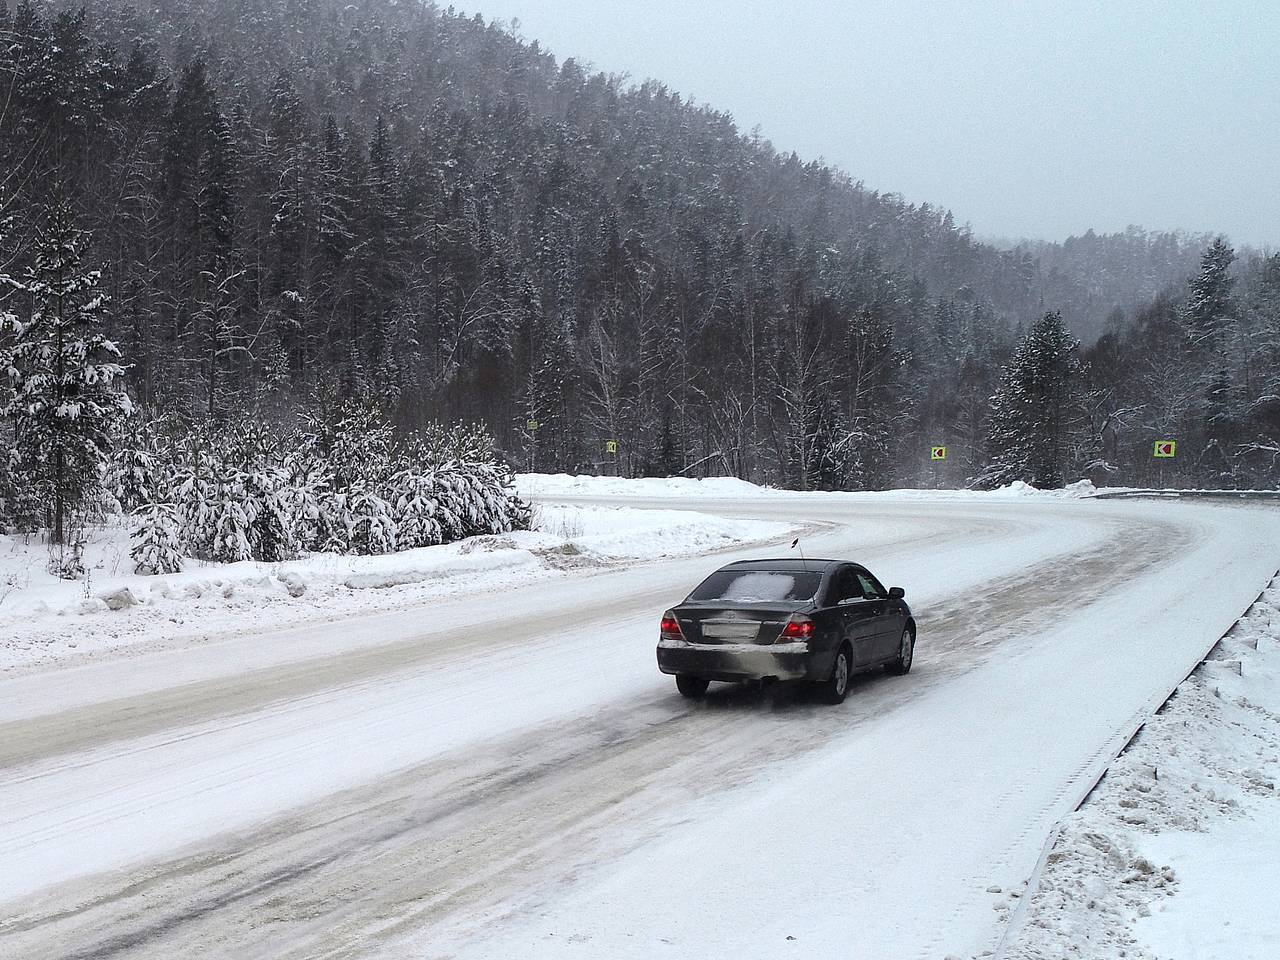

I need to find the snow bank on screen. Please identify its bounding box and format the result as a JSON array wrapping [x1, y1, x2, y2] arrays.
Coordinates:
[[0, 505, 790, 672], [518, 472, 1100, 500], [517, 472, 772, 499], [1004, 579, 1280, 959]]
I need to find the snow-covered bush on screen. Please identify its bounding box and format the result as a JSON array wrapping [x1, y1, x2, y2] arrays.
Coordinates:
[[407, 421, 496, 466], [130, 503, 184, 574], [282, 462, 333, 552], [242, 467, 298, 562], [346, 489, 399, 555], [390, 470, 444, 549], [203, 476, 256, 564], [116, 403, 529, 568]]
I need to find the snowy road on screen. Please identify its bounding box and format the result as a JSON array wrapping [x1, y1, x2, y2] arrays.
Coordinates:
[[1, 495, 1277, 959]]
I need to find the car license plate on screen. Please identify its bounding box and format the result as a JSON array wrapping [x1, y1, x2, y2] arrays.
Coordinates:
[[702, 621, 760, 640]]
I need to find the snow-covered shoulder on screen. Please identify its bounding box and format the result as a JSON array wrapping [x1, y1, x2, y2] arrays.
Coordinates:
[[1003, 578, 1280, 960], [0, 505, 791, 673]]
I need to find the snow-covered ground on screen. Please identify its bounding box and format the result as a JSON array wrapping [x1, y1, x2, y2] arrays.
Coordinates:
[[1, 483, 1277, 960], [0, 503, 791, 673], [1003, 578, 1280, 960]]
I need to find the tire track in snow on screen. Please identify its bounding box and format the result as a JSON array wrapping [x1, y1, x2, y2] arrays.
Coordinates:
[[0, 508, 1186, 960]]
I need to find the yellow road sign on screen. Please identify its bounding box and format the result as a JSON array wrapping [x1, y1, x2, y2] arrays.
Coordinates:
[[1153, 440, 1176, 458], [930, 446, 947, 461], [526, 419, 539, 431], [605, 440, 618, 454]]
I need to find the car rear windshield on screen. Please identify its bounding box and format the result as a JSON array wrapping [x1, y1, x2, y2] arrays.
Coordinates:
[[687, 569, 823, 603]]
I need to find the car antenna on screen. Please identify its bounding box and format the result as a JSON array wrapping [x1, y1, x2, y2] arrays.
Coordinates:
[[790, 536, 808, 570]]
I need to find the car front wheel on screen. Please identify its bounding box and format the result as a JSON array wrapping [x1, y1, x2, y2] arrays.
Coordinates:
[[887, 626, 915, 675], [676, 674, 710, 698], [816, 644, 852, 704]]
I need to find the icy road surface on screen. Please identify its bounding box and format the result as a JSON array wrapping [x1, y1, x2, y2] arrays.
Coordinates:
[[1, 494, 1277, 959]]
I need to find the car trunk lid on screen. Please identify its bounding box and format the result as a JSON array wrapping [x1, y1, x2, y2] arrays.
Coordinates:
[[672, 603, 804, 645]]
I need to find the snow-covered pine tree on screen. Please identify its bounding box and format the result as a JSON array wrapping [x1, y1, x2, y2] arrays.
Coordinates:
[[0, 198, 132, 552], [0, 438, 15, 530], [242, 466, 299, 562], [463, 464, 512, 535], [1237, 254, 1280, 484], [171, 430, 219, 560], [106, 417, 174, 514], [315, 402, 399, 489], [976, 311, 1083, 489], [407, 420, 496, 469], [0, 217, 19, 530], [1185, 238, 1237, 354], [390, 470, 443, 549], [346, 488, 398, 554], [283, 449, 335, 552], [130, 502, 184, 574], [493, 460, 532, 532], [319, 489, 353, 554], [204, 472, 255, 563]]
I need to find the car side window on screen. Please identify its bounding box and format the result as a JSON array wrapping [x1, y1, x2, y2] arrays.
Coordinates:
[[856, 572, 886, 599], [825, 567, 863, 606]]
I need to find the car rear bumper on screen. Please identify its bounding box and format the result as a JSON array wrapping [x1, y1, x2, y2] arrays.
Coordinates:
[[656, 640, 815, 682]]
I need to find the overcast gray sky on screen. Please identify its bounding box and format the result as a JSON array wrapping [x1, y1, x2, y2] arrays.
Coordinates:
[[461, 0, 1278, 249]]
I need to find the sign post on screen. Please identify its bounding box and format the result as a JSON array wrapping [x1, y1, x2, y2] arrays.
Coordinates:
[[526, 419, 539, 473], [930, 445, 947, 489], [1153, 439, 1176, 489], [605, 439, 619, 476]]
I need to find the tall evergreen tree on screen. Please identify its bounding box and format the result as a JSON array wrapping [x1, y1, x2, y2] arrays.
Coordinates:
[[977, 311, 1082, 489], [1185, 237, 1237, 353], [0, 198, 132, 551]]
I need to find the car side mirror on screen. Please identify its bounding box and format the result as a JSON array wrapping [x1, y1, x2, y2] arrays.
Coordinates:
[[888, 586, 905, 599]]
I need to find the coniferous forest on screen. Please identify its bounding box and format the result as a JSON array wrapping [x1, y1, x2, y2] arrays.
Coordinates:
[[2, 0, 1279, 569]]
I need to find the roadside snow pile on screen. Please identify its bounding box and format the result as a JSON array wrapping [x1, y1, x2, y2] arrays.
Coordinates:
[[987, 479, 1097, 499], [0, 505, 790, 672], [519, 473, 1099, 500], [1003, 578, 1280, 960], [518, 473, 772, 499]]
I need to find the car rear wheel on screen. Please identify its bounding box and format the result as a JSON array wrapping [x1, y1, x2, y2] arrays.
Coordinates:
[[887, 626, 915, 675], [816, 644, 852, 704], [676, 674, 710, 698]]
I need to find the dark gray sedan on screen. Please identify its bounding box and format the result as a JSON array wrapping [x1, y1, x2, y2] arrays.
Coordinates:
[[656, 558, 915, 704]]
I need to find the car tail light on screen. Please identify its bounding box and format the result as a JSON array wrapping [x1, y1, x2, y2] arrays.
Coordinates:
[[660, 611, 684, 641], [778, 615, 814, 642]]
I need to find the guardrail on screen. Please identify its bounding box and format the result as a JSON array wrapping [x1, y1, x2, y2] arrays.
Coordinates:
[[1092, 489, 1280, 501]]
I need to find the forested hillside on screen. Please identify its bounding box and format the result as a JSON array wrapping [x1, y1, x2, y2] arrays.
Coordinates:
[[1, 0, 1278, 505]]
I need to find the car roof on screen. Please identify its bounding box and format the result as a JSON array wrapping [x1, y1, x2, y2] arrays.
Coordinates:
[[721, 558, 846, 572]]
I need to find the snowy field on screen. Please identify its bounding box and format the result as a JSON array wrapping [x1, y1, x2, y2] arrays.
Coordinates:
[[0, 479, 1277, 960], [0, 503, 791, 673]]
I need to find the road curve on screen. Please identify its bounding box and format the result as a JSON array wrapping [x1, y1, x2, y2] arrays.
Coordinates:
[[0, 495, 1276, 960]]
